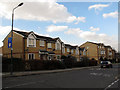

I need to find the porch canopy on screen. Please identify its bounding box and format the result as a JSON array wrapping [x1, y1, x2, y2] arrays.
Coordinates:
[[48, 51, 55, 55], [39, 50, 48, 55]]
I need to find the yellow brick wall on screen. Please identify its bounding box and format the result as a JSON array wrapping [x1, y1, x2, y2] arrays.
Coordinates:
[[80, 42, 98, 60], [3, 31, 24, 59]]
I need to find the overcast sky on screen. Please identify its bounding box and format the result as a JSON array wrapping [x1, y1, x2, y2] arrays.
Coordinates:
[[0, 0, 118, 51]]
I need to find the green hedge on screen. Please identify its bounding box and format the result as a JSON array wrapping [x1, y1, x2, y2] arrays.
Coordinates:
[[2, 57, 98, 72], [2, 57, 25, 72]]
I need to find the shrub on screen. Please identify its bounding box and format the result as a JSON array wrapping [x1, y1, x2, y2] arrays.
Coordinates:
[[2, 57, 25, 72], [89, 58, 98, 66], [63, 55, 77, 68]]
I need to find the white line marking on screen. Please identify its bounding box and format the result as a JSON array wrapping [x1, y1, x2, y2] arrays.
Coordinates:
[[104, 79, 119, 90]]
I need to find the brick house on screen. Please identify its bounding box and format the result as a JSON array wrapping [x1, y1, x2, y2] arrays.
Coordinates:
[[2, 30, 64, 60], [105, 46, 116, 60], [2, 30, 116, 62], [80, 41, 116, 62], [2, 30, 81, 61], [64, 44, 80, 61]]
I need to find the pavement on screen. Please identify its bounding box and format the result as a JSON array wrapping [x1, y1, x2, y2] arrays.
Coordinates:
[[2, 65, 99, 78]]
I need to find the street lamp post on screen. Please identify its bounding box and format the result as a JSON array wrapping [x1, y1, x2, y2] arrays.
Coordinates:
[[10, 2, 23, 75]]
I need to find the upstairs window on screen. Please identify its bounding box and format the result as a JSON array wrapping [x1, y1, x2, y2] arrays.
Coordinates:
[[67, 48, 70, 52], [101, 50, 105, 54], [71, 49, 74, 54], [62, 43, 65, 53], [27, 33, 36, 47], [28, 38, 35, 47], [48, 43, 52, 48], [109, 52, 112, 55], [83, 49, 86, 55], [76, 47, 79, 55], [40, 40, 45, 46], [62, 47, 65, 53], [56, 42, 61, 50]]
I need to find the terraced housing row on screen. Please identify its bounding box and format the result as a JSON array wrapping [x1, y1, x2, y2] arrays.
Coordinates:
[[2, 30, 116, 62]]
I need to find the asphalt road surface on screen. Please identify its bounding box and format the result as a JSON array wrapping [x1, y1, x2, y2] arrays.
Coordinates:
[[2, 64, 120, 89]]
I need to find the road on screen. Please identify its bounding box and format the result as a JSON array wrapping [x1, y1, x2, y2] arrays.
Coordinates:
[[2, 64, 120, 89]]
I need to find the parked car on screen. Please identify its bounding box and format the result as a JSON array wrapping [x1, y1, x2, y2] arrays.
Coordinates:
[[100, 61, 113, 68]]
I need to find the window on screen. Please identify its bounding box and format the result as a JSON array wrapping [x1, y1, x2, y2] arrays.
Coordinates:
[[76, 49, 78, 55], [48, 43, 52, 48], [83, 49, 86, 55], [80, 51, 82, 55], [62, 44, 65, 53], [109, 52, 112, 55], [67, 48, 70, 52], [86, 47, 89, 49], [28, 53, 35, 60], [28, 38, 35, 47], [40, 40, 45, 46], [62, 47, 65, 53], [56, 42, 61, 50], [76, 47, 79, 55], [71, 49, 73, 54], [101, 50, 105, 54], [83, 51, 86, 55], [27, 34, 36, 47]]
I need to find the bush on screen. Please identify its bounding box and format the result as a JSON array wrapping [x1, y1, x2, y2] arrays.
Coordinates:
[[63, 55, 77, 68], [2, 57, 66, 72], [2, 57, 25, 72], [89, 58, 98, 66], [43, 60, 66, 70]]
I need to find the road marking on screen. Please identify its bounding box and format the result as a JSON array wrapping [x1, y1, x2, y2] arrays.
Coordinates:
[[90, 73, 103, 76], [104, 79, 119, 90]]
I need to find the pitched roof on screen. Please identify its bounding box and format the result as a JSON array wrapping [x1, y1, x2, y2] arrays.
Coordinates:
[[13, 30, 30, 37], [65, 44, 78, 49], [104, 45, 112, 48], [13, 30, 56, 42], [79, 47, 85, 51], [86, 41, 104, 46]]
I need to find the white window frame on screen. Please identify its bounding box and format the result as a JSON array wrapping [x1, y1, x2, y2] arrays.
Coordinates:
[[55, 40, 61, 50], [76, 47, 79, 55], [67, 48, 70, 52], [27, 33, 36, 47], [28, 53, 35, 60], [62, 43, 65, 53], [62, 47, 65, 53], [101, 50, 105, 54], [109, 52, 112, 55], [83, 49, 86, 55], [47, 43, 52, 48], [71, 49, 74, 54], [40, 40, 45, 46]]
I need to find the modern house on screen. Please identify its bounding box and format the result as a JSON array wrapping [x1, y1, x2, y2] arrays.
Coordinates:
[[2, 30, 116, 62], [2, 30, 63, 60], [64, 44, 80, 61], [80, 41, 116, 62], [2, 30, 82, 61]]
